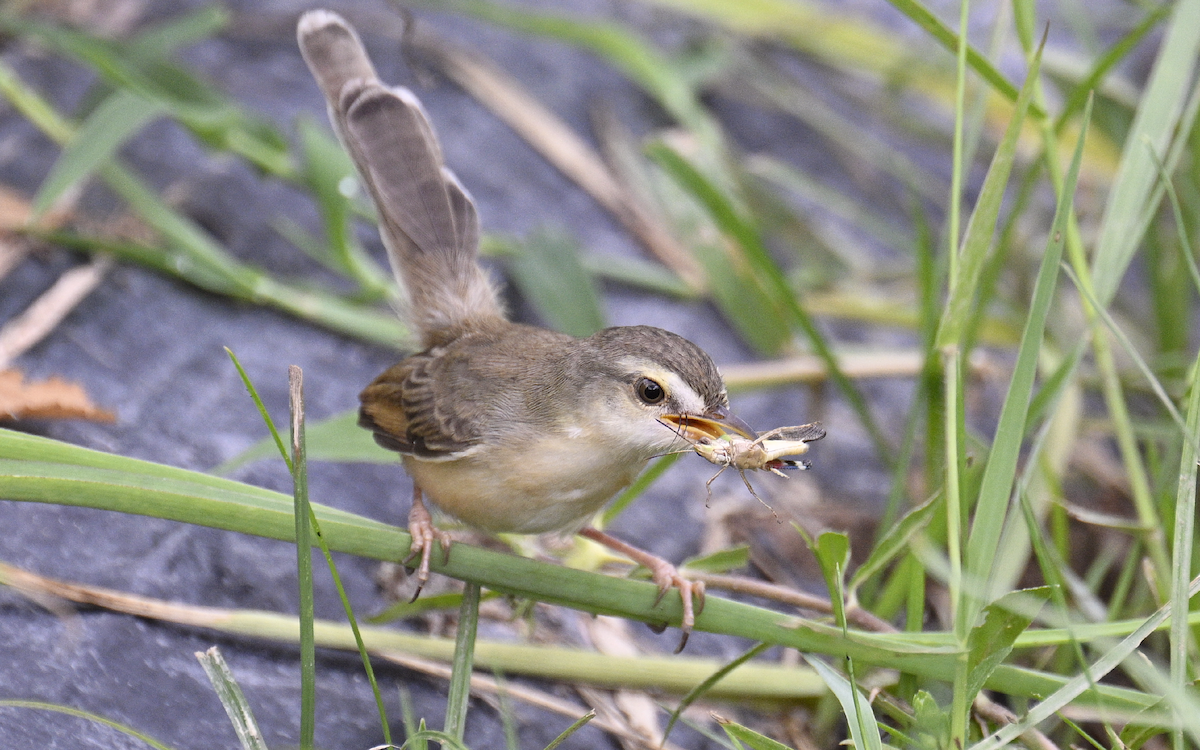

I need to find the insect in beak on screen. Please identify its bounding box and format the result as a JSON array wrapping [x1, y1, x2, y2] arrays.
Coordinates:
[[660, 405, 757, 444], [676, 421, 827, 515]]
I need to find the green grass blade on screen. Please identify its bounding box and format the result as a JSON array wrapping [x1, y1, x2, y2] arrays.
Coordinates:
[[195, 647, 269, 750], [406, 728, 470, 750], [1053, 5, 1169, 134], [126, 5, 229, 57], [0, 14, 294, 178], [426, 0, 719, 144], [37, 85, 390, 344], [716, 715, 790, 750], [398, 688, 425, 750], [95, 163, 254, 289], [663, 642, 770, 744], [936, 36, 1044, 349], [802, 656, 883, 750], [543, 710, 595, 750], [640, 0, 1026, 111], [748, 154, 919, 254], [882, 0, 1023, 107], [601, 452, 680, 524], [370, 590, 495, 625], [680, 545, 750, 575], [1090, 0, 1200, 306], [32, 89, 166, 218], [849, 493, 939, 596], [482, 235, 696, 300], [644, 143, 791, 354], [973, 575, 1200, 749], [1170, 352, 1200, 750], [1064, 263, 1188, 435], [306, 502, 392, 746], [943, 10, 979, 744], [682, 232, 791, 355], [225, 348, 291, 470], [288, 367, 316, 750], [963, 95, 1092, 620], [0, 428, 396, 513], [495, 671, 519, 750], [38, 229, 409, 347], [444, 582, 482, 743], [809, 528, 881, 750], [964, 588, 1049, 706], [577, 253, 695, 298], [0, 700, 175, 750]]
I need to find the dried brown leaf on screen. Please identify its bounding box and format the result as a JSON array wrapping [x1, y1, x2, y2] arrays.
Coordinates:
[[0, 368, 115, 422]]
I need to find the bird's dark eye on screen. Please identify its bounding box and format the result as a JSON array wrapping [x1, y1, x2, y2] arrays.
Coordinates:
[[635, 377, 666, 405]]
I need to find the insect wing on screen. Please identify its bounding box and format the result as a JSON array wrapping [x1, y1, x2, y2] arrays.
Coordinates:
[[759, 422, 826, 443]]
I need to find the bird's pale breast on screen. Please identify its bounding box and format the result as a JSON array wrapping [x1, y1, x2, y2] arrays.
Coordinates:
[[403, 425, 644, 534]]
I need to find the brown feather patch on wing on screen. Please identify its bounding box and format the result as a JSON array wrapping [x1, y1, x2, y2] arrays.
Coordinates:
[[358, 352, 483, 460]]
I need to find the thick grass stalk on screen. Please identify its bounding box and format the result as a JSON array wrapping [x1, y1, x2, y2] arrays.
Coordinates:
[[289, 366, 316, 750], [944, 1, 972, 745], [0, 430, 1172, 714]]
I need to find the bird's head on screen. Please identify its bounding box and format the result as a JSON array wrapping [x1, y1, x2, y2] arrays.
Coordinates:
[[579, 326, 755, 459]]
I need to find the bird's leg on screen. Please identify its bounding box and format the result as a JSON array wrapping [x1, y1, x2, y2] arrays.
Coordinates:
[[578, 527, 705, 653], [402, 486, 452, 600]]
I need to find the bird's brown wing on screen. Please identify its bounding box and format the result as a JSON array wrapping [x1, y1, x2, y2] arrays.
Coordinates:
[[358, 351, 480, 460], [360, 328, 528, 460], [359, 324, 573, 460]]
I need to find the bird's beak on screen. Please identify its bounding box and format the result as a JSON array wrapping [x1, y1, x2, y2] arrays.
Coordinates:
[[661, 404, 757, 442]]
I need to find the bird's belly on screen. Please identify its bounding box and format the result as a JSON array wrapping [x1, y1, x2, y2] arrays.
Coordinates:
[[403, 440, 642, 534]]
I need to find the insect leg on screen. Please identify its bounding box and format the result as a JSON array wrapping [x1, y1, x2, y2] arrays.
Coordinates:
[[737, 469, 780, 522], [704, 464, 727, 508]]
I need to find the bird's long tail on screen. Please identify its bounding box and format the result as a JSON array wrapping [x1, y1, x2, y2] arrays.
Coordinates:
[[297, 10, 504, 347]]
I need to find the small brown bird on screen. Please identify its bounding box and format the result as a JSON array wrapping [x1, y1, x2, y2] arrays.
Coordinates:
[[297, 10, 753, 645]]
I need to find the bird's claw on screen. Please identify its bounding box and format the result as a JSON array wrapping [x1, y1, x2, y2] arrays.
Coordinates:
[[404, 498, 452, 602], [577, 527, 703, 652], [647, 559, 705, 653]]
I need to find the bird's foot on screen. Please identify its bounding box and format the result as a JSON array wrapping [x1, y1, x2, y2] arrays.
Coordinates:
[[578, 527, 705, 652], [646, 557, 705, 653], [402, 494, 452, 601]]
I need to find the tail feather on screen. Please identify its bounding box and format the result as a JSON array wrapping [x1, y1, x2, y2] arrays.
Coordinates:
[[342, 85, 459, 258], [297, 10, 504, 347], [443, 168, 480, 258], [296, 10, 375, 126]]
